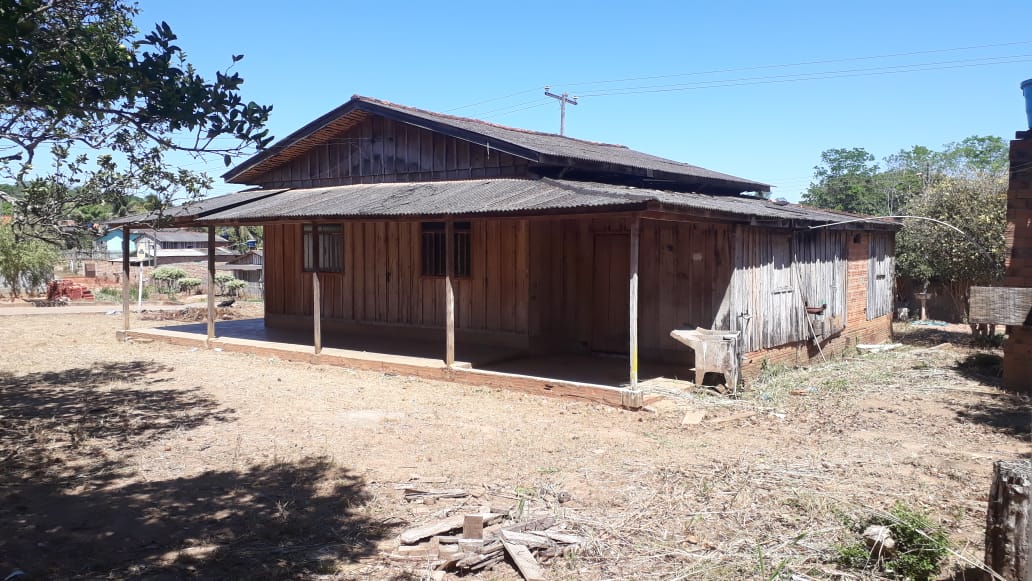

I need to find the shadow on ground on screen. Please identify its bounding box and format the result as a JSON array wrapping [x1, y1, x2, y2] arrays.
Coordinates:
[[0, 361, 393, 578], [0, 361, 230, 486], [2, 457, 388, 579], [895, 323, 979, 348], [947, 353, 1032, 439]]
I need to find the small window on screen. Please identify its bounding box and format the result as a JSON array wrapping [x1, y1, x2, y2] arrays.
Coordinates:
[[303, 224, 343, 273], [421, 221, 471, 277]]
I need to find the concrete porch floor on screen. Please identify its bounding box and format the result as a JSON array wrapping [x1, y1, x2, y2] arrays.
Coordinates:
[[122, 317, 698, 408]]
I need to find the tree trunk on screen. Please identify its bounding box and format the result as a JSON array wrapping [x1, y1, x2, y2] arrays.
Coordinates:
[[986, 460, 1032, 581]]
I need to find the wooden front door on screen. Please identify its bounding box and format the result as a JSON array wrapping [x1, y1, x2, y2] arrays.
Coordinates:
[[591, 234, 630, 353]]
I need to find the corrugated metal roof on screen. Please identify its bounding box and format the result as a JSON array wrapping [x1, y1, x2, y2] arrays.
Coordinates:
[[106, 188, 287, 227], [136, 228, 228, 243], [196, 178, 896, 228], [224, 96, 769, 193]]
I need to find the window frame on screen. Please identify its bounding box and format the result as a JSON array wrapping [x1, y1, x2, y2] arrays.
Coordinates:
[[420, 221, 472, 278], [302, 223, 344, 273]]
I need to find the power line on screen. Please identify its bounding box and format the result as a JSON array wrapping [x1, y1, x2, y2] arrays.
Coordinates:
[[439, 39, 1032, 122], [555, 39, 1032, 89], [575, 54, 1032, 97]]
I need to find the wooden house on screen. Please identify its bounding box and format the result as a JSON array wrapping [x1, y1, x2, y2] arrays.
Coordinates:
[[216, 250, 264, 298], [112, 96, 898, 405]]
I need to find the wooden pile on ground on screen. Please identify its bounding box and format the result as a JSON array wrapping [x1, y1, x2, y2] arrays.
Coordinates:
[[138, 307, 237, 322], [388, 478, 585, 580]]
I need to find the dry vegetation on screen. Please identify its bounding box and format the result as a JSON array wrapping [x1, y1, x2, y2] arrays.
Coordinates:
[[0, 311, 1028, 580]]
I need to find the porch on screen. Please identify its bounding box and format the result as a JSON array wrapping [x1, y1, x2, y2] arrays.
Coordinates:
[[120, 317, 699, 408]]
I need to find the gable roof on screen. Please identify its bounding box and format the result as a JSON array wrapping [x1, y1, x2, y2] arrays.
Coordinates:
[[224, 95, 769, 194]]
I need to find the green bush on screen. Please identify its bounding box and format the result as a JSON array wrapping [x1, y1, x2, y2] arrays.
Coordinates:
[[96, 286, 149, 302], [178, 277, 202, 294], [150, 266, 187, 293], [214, 272, 235, 294], [224, 278, 247, 296], [835, 502, 950, 581]]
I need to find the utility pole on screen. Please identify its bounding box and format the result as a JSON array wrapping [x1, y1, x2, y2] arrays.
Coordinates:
[[544, 86, 578, 136]]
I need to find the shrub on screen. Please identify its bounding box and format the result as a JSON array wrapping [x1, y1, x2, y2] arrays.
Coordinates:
[[150, 266, 187, 293], [96, 286, 149, 302], [214, 272, 235, 294], [835, 502, 950, 581], [224, 278, 247, 296], [178, 277, 202, 294]]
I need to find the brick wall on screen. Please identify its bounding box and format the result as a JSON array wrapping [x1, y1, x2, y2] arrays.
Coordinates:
[[846, 232, 870, 323], [741, 230, 894, 378], [741, 314, 892, 377], [84, 260, 214, 286], [1003, 133, 1032, 390]]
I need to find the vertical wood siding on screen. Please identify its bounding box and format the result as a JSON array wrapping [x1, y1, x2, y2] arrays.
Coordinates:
[[867, 232, 895, 319], [726, 227, 851, 352], [528, 217, 733, 357], [264, 219, 529, 334], [251, 116, 531, 189]]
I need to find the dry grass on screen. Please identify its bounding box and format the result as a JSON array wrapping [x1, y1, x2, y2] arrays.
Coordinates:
[[0, 313, 1028, 579]]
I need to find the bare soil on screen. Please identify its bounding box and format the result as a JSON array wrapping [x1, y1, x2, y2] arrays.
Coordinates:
[[0, 311, 1028, 580]]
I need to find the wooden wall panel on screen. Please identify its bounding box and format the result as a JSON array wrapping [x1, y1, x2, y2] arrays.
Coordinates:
[[249, 115, 532, 189], [265, 218, 531, 337]]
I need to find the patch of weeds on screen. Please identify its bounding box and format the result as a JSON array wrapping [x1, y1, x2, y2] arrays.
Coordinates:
[[835, 502, 950, 581], [821, 377, 849, 390], [537, 466, 560, 475]]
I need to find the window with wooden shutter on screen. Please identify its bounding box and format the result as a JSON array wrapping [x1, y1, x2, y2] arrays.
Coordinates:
[[302, 224, 343, 273], [421, 221, 471, 277]]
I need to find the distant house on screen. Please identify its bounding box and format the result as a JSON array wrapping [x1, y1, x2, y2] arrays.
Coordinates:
[[111, 95, 899, 401], [216, 249, 263, 297], [98, 227, 238, 265], [95, 228, 137, 255]]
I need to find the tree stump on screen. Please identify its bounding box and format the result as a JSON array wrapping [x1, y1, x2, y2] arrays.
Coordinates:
[[986, 460, 1032, 581]]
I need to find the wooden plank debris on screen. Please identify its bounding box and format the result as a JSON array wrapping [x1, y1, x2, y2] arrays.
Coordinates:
[[463, 514, 485, 539], [392, 504, 580, 578], [536, 530, 585, 545], [400, 487, 469, 501], [499, 529, 552, 548], [503, 540, 547, 581], [400, 515, 466, 545]]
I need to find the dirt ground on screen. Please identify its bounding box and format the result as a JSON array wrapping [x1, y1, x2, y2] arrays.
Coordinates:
[[0, 309, 1028, 580]]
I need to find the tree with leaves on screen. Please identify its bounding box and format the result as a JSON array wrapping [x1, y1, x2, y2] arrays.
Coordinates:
[[802, 148, 886, 215], [0, 0, 273, 242], [896, 174, 1006, 337], [0, 222, 58, 297]]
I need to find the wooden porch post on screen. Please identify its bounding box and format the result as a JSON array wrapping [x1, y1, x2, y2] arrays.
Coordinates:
[[313, 270, 322, 354], [629, 216, 640, 389], [121, 225, 130, 334], [206, 226, 216, 345], [445, 218, 455, 366]]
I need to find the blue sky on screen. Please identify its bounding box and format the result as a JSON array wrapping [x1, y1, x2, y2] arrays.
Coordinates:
[[138, 1, 1032, 202]]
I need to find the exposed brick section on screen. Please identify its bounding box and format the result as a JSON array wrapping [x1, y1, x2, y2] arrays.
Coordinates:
[[846, 232, 870, 323], [740, 230, 892, 379], [1003, 136, 1032, 391], [741, 314, 892, 377], [86, 260, 213, 286]]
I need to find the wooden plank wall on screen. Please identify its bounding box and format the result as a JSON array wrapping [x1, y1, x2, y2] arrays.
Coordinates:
[[792, 230, 848, 335], [528, 216, 733, 359], [253, 116, 532, 189], [866, 232, 895, 320], [726, 227, 852, 352], [264, 220, 529, 334]]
